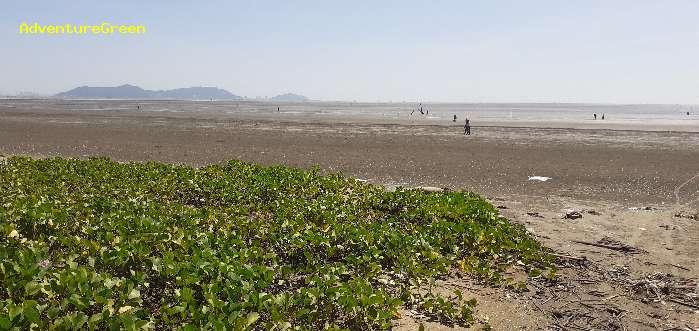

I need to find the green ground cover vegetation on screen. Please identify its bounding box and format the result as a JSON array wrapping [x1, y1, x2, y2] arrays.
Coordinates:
[[0, 157, 553, 330]]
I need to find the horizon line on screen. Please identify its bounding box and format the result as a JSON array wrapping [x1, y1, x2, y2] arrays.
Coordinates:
[[2, 96, 698, 107]]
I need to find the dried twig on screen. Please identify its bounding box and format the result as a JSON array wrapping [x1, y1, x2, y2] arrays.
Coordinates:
[[669, 264, 690, 271], [572, 239, 643, 254], [551, 253, 587, 261], [667, 297, 699, 310]]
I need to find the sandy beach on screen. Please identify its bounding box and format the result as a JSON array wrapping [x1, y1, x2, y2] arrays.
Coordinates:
[[1, 100, 698, 329]]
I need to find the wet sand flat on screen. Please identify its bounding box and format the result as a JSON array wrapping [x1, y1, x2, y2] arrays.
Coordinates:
[[1, 103, 698, 204]]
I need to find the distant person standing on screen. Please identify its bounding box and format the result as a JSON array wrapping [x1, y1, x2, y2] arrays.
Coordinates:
[[602, 114, 605, 120], [453, 114, 457, 122], [464, 118, 471, 135], [594, 113, 597, 120], [277, 106, 280, 112]]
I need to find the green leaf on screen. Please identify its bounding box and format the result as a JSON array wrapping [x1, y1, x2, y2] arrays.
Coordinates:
[[0, 316, 11, 329], [127, 289, 140, 300], [7, 304, 22, 320], [88, 312, 103, 326], [22, 301, 40, 323], [24, 281, 41, 296], [245, 312, 260, 327]]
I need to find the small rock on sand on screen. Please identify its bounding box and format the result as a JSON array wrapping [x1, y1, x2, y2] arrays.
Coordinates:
[[563, 210, 583, 220], [629, 206, 659, 211], [674, 211, 698, 220]]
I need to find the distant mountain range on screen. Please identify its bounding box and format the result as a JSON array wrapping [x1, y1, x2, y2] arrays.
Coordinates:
[[56, 85, 242, 100], [55, 84, 309, 101]]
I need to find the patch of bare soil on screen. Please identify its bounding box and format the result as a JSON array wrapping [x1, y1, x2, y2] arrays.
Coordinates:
[[395, 194, 698, 330]]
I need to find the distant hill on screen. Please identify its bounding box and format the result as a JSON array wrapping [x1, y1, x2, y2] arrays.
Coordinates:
[[57, 85, 150, 99], [55, 84, 242, 100], [270, 93, 309, 102], [151, 87, 241, 100]]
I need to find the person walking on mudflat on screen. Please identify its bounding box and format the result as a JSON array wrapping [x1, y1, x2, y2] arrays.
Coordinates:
[[464, 118, 471, 135]]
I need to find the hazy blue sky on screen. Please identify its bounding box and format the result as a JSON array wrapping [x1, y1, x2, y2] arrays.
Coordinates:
[[2, 1, 698, 103]]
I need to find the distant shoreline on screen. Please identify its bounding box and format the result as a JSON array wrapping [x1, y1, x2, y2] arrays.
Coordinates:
[[2, 96, 699, 107], [1, 99, 697, 133]]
